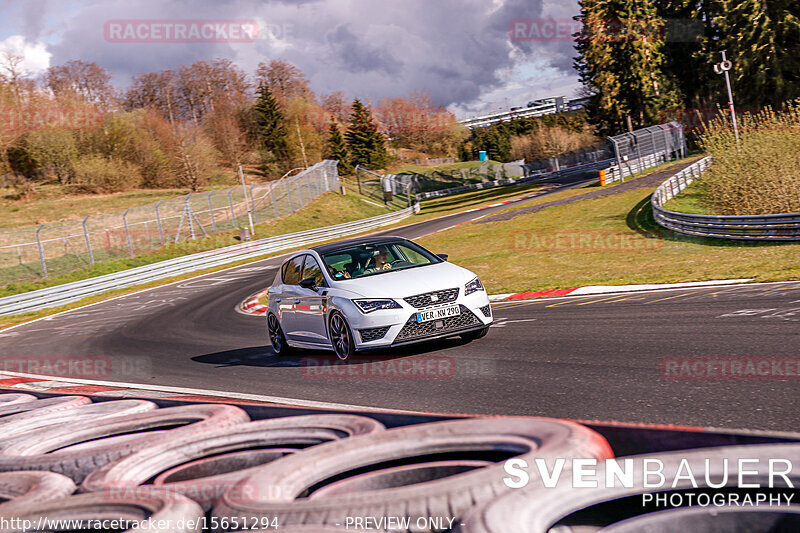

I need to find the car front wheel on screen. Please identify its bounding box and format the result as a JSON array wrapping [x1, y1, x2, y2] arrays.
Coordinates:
[[267, 313, 292, 356], [328, 311, 355, 361]]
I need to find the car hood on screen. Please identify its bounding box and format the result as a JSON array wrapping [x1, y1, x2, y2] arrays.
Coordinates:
[[329, 261, 476, 298]]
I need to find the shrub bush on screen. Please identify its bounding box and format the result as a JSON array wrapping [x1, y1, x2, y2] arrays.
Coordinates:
[[71, 155, 142, 193], [699, 105, 800, 215]]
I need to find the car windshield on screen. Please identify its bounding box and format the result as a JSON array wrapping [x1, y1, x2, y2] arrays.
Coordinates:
[[320, 240, 441, 280]]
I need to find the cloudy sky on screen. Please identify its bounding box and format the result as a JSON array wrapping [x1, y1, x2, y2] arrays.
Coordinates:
[[0, 0, 583, 118]]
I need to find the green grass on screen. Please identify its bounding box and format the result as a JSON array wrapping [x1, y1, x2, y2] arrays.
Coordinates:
[[0, 191, 387, 297], [417, 182, 800, 294], [0, 165, 266, 228], [0, 186, 199, 228], [663, 180, 713, 215], [419, 183, 544, 215]]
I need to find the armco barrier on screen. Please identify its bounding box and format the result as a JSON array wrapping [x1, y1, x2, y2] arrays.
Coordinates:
[[652, 157, 800, 241], [0, 204, 418, 316], [416, 159, 613, 201], [601, 150, 670, 184]]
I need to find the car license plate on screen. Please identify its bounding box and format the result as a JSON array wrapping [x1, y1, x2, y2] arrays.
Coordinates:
[[416, 304, 460, 323]]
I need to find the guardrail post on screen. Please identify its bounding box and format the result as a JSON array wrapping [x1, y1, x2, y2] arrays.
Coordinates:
[[82, 215, 94, 266], [35, 225, 47, 278], [123, 208, 134, 257], [208, 190, 217, 233], [227, 187, 239, 228], [154, 200, 165, 246]]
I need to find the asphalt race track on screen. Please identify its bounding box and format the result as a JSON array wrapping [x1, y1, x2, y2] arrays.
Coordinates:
[[1, 175, 799, 432]]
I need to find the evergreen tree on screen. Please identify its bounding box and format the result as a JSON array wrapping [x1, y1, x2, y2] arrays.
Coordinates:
[[324, 121, 352, 174], [575, 0, 682, 133], [253, 83, 289, 174], [345, 98, 388, 169], [460, 124, 512, 162], [700, 0, 800, 109]]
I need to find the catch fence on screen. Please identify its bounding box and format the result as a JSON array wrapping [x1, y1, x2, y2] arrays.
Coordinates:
[[0, 161, 340, 284]]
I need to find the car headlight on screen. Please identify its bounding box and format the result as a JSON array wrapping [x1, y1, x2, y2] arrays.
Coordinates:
[[464, 276, 484, 295], [353, 299, 402, 313]]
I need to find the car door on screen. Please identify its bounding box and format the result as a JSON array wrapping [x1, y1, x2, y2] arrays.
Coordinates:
[[278, 255, 305, 340], [291, 254, 329, 345]]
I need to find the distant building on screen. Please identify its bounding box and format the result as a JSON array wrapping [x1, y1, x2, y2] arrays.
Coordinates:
[[458, 96, 589, 129]]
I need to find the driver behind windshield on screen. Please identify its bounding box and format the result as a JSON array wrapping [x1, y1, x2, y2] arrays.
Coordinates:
[[363, 246, 392, 274]]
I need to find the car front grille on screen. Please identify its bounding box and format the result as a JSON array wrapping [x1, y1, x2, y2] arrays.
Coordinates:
[[359, 326, 390, 343], [480, 304, 492, 318], [394, 305, 481, 342], [403, 288, 459, 308]]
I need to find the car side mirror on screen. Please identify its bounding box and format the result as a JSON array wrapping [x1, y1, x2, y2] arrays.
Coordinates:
[[299, 277, 317, 290], [437, 254, 449, 261]]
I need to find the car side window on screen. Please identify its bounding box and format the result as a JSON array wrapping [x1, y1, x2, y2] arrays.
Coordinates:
[[302, 255, 326, 287], [282, 256, 304, 285]]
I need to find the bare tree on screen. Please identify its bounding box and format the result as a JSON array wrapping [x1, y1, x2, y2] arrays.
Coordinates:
[[123, 70, 178, 124], [255, 59, 312, 107], [0, 52, 26, 105], [45, 60, 116, 108]]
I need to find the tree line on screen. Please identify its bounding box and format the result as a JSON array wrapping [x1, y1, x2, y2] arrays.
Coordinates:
[[0, 56, 466, 194], [575, 0, 800, 134]]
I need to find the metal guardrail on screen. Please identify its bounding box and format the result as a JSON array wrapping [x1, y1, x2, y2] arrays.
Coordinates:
[[601, 151, 669, 184], [652, 156, 800, 241], [0, 204, 419, 316], [416, 159, 613, 201]]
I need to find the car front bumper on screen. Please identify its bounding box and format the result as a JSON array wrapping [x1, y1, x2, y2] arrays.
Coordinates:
[[344, 292, 493, 350]]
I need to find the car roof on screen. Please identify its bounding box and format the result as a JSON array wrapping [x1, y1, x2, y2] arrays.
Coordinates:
[[309, 235, 410, 255]]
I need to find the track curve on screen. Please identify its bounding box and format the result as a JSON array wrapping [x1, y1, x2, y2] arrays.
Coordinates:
[[1, 173, 798, 431]]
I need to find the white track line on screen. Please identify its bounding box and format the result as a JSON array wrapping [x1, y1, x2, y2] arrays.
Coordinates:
[[492, 279, 800, 304], [0, 369, 422, 414]]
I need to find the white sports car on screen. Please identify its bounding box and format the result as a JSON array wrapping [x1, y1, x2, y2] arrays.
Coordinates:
[[266, 236, 492, 360]]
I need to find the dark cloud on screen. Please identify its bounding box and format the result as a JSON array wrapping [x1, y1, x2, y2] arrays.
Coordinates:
[[325, 24, 402, 75], [13, 0, 579, 109]]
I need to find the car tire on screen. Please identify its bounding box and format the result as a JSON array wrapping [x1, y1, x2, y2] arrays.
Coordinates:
[[0, 404, 249, 483], [81, 415, 385, 510], [0, 394, 36, 407], [0, 395, 91, 421], [0, 471, 76, 512], [268, 313, 292, 356], [461, 327, 489, 343], [212, 417, 613, 531], [0, 488, 203, 533], [328, 311, 355, 361]]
